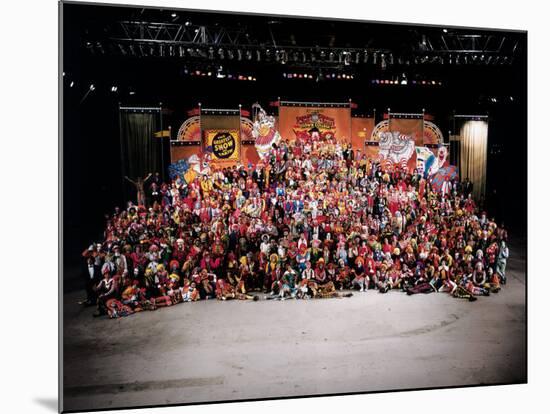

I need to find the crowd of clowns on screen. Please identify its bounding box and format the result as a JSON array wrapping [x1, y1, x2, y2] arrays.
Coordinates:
[[81, 134, 510, 318]]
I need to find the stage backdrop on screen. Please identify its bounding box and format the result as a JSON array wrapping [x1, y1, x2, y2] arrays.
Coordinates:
[[278, 104, 352, 144], [351, 116, 375, 154]]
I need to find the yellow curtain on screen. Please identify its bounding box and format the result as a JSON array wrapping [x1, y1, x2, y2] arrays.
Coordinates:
[[459, 120, 488, 201]]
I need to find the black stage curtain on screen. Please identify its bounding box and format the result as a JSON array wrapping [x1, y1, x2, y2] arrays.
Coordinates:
[[120, 111, 160, 180]]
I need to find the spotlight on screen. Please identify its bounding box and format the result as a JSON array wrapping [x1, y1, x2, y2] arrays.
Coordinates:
[[111, 86, 118, 92], [89, 84, 95, 91], [171, 12, 177, 18], [401, 79, 408, 85], [70, 81, 74, 87], [129, 91, 135, 95], [185, 21, 191, 26], [443, 28, 448, 33], [207, 72, 212, 76], [248, 76, 253, 81]]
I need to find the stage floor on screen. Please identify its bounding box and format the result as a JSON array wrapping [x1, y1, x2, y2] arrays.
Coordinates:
[[62, 240, 526, 412]]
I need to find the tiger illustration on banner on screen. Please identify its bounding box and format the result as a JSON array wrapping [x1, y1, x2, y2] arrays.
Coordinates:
[[378, 131, 415, 170]]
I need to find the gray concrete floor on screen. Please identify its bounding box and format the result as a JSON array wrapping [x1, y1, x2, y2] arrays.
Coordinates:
[[62, 241, 526, 412]]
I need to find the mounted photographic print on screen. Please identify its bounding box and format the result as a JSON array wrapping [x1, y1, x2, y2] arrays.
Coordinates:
[[60, 1, 527, 412]]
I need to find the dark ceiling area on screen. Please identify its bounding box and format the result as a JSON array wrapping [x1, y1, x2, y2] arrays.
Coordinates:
[[61, 2, 527, 270]]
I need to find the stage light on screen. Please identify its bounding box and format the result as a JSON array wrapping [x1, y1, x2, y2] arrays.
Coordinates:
[[111, 86, 118, 92], [510, 96, 514, 101], [70, 81, 74, 87], [227, 74, 233, 79], [252, 77, 257, 81], [171, 12, 177, 18], [248, 76, 253, 81], [443, 28, 448, 33], [432, 80, 436, 85], [294, 73, 298, 78], [350, 75, 354, 79], [329, 52, 334, 62], [207, 72, 212, 76], [129, 91, 135, 95], [89, 84, 95, 91], [401, 79, 408, 85], [185, 21, 191, 26]]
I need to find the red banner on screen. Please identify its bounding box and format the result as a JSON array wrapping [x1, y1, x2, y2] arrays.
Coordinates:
[[389, 117, 424, 146], [278, 106, 352, 144]]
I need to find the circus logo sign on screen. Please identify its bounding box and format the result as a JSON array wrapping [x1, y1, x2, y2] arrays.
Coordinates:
[[295, 111, 336, 131], [205, 130, 240, 161]]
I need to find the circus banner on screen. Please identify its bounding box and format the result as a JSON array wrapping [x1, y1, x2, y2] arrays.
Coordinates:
[[379, 131, 416, 171], [205, 129, 240, 162], [389, 117, 424, 146], [278, 105, 352, 144], [252, 103, 281, 160], [351, 117, 375, 154]]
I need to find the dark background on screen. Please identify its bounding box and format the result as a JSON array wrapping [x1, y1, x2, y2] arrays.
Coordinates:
[[62, 3, 527, 273]]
